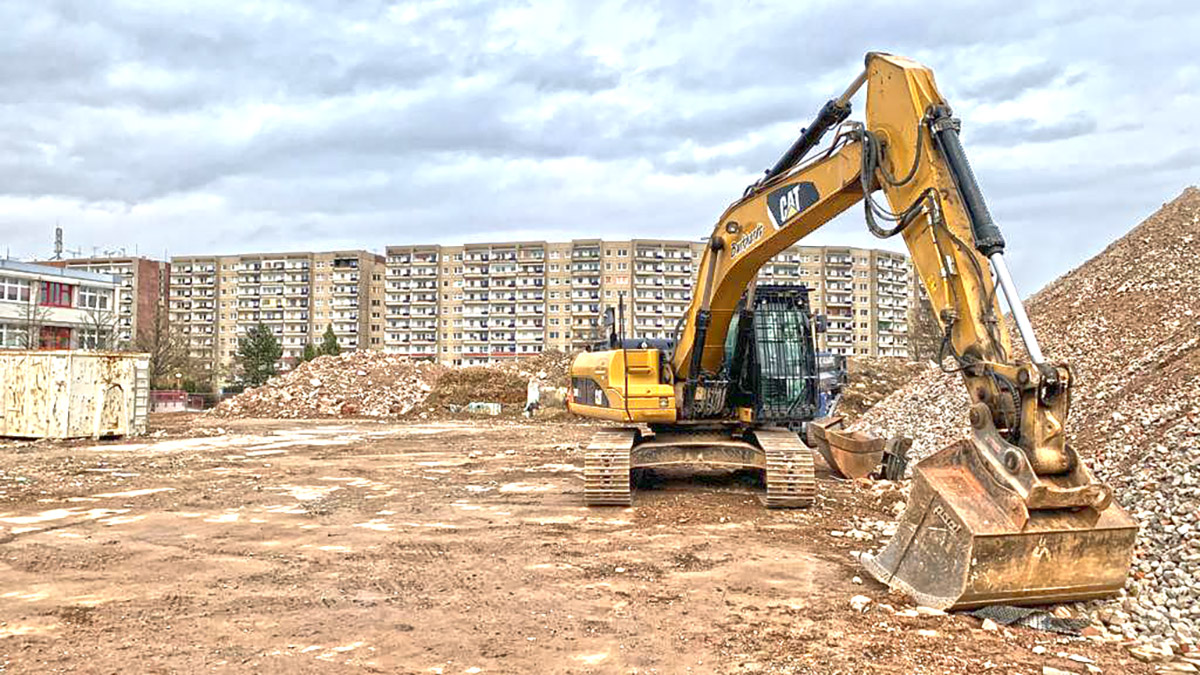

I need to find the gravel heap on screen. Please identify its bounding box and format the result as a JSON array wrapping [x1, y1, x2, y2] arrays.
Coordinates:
[[837, 357, 928, 422], [852, 187, 1200, 653], [210, 349, 575, 420], [211, 351, 445, 418]]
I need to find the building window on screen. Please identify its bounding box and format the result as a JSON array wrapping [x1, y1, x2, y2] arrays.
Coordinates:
[[78, 286, 111, 310], [40, 326, 71, 349], [40, 282, 73, 307], [0, 323, 24, 347], [1, 277, 31, 302], [77, 328, 108, 349]]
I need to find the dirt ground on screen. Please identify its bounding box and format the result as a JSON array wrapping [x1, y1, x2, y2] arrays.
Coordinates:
[[0, 414, 1153, 674]]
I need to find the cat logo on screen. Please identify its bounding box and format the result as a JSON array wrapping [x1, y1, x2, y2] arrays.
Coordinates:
[[766, 181, 819, 228]]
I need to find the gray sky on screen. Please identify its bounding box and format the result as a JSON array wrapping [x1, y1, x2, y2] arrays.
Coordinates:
[[1, 0, 1197, 293]]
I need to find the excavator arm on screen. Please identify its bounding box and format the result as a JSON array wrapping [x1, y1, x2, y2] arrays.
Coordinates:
[[667, 52, 1136, 607], [676, 52, 1073, 491]]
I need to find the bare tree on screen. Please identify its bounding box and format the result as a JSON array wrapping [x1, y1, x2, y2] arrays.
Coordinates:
[[80, 302, 121, 350], [135, 300, 187, 386], [17, 283, 50, 349]]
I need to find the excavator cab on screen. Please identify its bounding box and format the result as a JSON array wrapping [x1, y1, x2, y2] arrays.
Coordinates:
[[723, 284, 820, 427]]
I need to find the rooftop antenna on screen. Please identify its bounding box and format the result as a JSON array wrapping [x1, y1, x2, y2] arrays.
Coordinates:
[[53, 224, 63, 260]]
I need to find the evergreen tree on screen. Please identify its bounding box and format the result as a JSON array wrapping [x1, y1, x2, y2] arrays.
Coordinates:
[[319, 324, 341, 356], [300, 342, 318, 363], [237, 322, 283, 387]]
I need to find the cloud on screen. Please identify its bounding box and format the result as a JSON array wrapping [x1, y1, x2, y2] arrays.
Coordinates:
[[957, 62, 1067, 103], [967, 113, 1099, 146], [0, 0, 1196, 298]]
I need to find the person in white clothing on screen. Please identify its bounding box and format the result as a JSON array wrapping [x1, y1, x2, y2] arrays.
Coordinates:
[[523, 378, 541, 418]]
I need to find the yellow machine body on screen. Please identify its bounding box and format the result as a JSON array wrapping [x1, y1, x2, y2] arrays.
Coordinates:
[[568, 52, 1136, 609], [567, 349, 676, 424]]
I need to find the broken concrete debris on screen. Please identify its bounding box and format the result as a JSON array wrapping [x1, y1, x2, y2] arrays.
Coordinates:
[[211, 349, 571, 420]]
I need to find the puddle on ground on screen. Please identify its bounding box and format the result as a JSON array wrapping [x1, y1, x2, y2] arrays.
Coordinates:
[[264, 485, 342, 501], [92, 487, 175, 499], [498, 482, 551, 493]]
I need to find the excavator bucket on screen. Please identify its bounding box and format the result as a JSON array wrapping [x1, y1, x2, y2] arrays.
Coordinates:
[[806, 416, 885, 479], [861, 438, 1138, 610]]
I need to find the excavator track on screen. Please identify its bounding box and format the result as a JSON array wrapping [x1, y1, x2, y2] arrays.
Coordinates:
[[755, 428, 816, 508], [584, 428, 638, 506]]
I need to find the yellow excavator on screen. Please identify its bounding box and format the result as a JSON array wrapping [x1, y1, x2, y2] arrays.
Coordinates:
[[567, 52, 1136, 609]]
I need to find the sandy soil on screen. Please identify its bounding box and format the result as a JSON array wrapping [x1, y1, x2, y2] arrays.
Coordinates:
[[0, 414, 1152, 674]]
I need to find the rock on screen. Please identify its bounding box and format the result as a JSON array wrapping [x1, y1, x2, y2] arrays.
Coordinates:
[[916, 629, 938, 638], [852, 576, 863, 585], [980, 618, 999, 632], [1032, 646, 1047, 655], [915, 606, 946, 617], [1042, 668, 1075, 675], [850, 595, 872, 612], [1128, 643, 1174, 663]]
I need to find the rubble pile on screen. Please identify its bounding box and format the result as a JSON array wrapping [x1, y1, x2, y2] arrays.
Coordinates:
[[211, 351, 445, 418], [426, 368, 530, 408], [492, 349, 572, 389], [853, 187, 1200, 649], [838, 357, 927, 422], [425, 349, 573, 409], [211, 349, 575, 420]]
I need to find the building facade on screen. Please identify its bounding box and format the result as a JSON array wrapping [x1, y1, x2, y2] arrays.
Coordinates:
[[385, 240, 917, 365], [0, 260, 121, 350], [168, 250, 384, 383], [49, 257, 169, 346]]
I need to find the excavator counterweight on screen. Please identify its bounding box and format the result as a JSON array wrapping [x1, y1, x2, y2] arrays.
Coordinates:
[[566, 51, 1136, 609]]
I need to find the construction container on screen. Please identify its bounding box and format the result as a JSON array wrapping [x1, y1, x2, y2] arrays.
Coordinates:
[[0, 350, 150, 439]]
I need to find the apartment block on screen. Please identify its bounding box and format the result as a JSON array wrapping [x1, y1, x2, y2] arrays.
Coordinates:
[[48, 257, 169, 346], [0, 260, 121, 350], [385, 240, 917, 365], [169, 250, 384, 384], [757, 247, 913, 357]]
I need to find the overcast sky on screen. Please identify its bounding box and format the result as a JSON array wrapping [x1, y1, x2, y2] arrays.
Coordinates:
[[1, 0, 1197, 292]]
